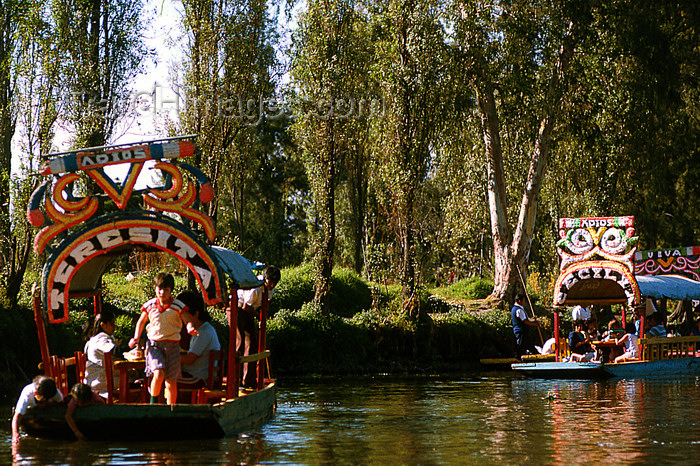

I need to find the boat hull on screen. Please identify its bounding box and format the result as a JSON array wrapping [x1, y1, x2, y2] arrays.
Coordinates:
[[20, 382, 276, 441], [602, 358, 700, 378], [512, 358, 700, 379], [511, 361, 609, 379]]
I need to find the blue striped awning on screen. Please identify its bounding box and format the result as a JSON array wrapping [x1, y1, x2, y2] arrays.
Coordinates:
[[210, 246, 264, 289], [636, 274, 700, 301]]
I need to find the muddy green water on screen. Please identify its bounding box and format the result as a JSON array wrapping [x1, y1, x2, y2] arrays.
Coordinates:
[[3, 372, 700, 464]]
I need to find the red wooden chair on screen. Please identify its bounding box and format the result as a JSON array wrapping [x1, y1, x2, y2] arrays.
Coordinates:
[[191, 350, 226, 404], [49, 355, 70, 397], [74, 351, 87, 385], [103, 350, 115, 404]]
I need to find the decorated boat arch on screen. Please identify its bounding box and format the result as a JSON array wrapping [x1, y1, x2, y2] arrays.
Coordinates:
[[512, 215, 700, 379], [20, 136, 276, 440]]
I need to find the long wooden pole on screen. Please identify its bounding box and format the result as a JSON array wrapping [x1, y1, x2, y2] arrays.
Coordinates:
[[515, 264, 544, 346], [227, 288, 239, 400]]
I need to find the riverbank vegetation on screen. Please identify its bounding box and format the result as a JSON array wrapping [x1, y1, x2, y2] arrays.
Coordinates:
[[0, 266, 552, 401], [0, 2, 698, 398]]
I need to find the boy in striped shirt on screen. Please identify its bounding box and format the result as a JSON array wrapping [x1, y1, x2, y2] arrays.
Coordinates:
[[129, 273, 198, 404]]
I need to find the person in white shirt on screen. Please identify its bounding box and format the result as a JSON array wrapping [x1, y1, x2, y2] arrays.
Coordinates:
[[12, 376, 63, 444], [236, 266, 280, 388], [84, 310, 118, 398], [178, 291, 221, 393]]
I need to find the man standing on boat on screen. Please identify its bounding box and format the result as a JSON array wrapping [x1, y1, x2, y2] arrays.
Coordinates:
[[236, 266, 281, 389], [511, 293, 539, 360]]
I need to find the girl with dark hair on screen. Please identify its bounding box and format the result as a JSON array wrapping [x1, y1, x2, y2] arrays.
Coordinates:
[[84, 309, 118, 399]]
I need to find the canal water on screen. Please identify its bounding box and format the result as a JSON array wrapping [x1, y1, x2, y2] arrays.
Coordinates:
[[3, 372, 700, 464]]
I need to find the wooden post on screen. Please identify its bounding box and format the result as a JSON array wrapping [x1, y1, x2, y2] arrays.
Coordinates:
[[32, 286, 51, 375], [553, 309, 560, 362], [257, 286, 269, 390], [227, 288, 239, 400]]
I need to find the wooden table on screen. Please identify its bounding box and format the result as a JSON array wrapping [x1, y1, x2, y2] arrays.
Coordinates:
[[592, 340, 623, 348], [114, 359, 145, 403], [592, 340, 623, 363]]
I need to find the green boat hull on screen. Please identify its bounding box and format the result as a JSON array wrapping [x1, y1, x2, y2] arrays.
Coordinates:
[[20, 382, 276, 441]]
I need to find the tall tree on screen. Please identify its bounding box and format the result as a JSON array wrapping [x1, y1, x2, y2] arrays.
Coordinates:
[[368, 0, 447, 318], [0, 0, 45, 306], [450, 0, 592, 305], [52, 0, 149, 148], [179, 0, 297, 267], [291, 0, 373, 311]]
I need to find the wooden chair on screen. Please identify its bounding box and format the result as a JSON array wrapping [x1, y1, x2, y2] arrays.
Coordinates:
[[74, 351, 87, 384], [191, 350, 226, 404], [49, 355, 70, 397], [103, 350, 115, 404]]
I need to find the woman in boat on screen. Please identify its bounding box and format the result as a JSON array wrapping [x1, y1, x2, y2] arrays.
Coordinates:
[[614, 322, 639, 363], [646, 312, 668, 338], [568, 320, 594, 362], [177, 290, 221, 394], [84, 309, 118, 399]]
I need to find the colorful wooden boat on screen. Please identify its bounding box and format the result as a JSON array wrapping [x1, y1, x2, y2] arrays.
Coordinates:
[[19, 136, 277, 439], [512, 216, 700, 379]]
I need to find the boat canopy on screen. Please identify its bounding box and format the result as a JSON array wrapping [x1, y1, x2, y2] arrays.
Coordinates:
[[27, 136, 265, 323], [211, 246, 264, 289], [636, 274, 700, 301]]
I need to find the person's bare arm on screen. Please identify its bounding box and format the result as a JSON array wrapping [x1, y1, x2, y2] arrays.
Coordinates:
[[524, 318, 539, 327], [65, 403, 86, 441], [129, 312, 149, 348], [11, 412, 22, 445], [180, 312, 199, 336]]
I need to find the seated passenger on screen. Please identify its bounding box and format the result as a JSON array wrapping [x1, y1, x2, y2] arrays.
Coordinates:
[[177, 291, 221, 392], [585, 318, 601, 341], [646, 312, 667, 338], [614, 322, 639, 363], [568, 321, 594, 361], [600, 319, 624, 362], [84, 309, 119, 399]]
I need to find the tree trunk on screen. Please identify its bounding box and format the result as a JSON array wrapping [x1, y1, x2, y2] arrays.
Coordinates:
[[479, 20, 579, 307], [313, 122, 337, 313], [400, 189, 419, 319]]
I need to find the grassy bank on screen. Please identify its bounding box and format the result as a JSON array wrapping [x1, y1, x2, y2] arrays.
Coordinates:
[[0, 268, 551, 401]]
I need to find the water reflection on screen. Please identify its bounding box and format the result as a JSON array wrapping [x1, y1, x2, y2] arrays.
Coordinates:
[[4, 374, 700, 463]]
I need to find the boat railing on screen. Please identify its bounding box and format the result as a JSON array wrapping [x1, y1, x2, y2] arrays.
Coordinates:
[[639, 335, 700, 361], [238, 350, 271, 364]]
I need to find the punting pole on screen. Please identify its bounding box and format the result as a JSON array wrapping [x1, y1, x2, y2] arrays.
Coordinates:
[[31, 284, 51, 374], [515, 264, 544, 345], [227, 289, 239, 399], [257, 286, 269, 390]]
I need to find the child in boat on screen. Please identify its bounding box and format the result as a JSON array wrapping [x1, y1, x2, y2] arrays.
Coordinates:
[[568, 320, 595, 362], [598, 319, 624, 362], [84, 309, 118, 399], [129, 273, 198, 405], [65, 383, 104, 440], [12, 375, 63, 445], [614, 322, 639, 363]]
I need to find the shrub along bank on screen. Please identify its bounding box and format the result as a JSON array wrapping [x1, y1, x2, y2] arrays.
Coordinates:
[[0, 268, 541, 401]]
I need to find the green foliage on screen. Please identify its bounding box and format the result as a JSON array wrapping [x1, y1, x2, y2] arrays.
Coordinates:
[[435, 278, 495, 301], [0, 302, 43, 400], [271, 266, 373, 318], [328, 268, 373, 318], [267, 302, 371, 374], [269, 265, 315, 314]]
